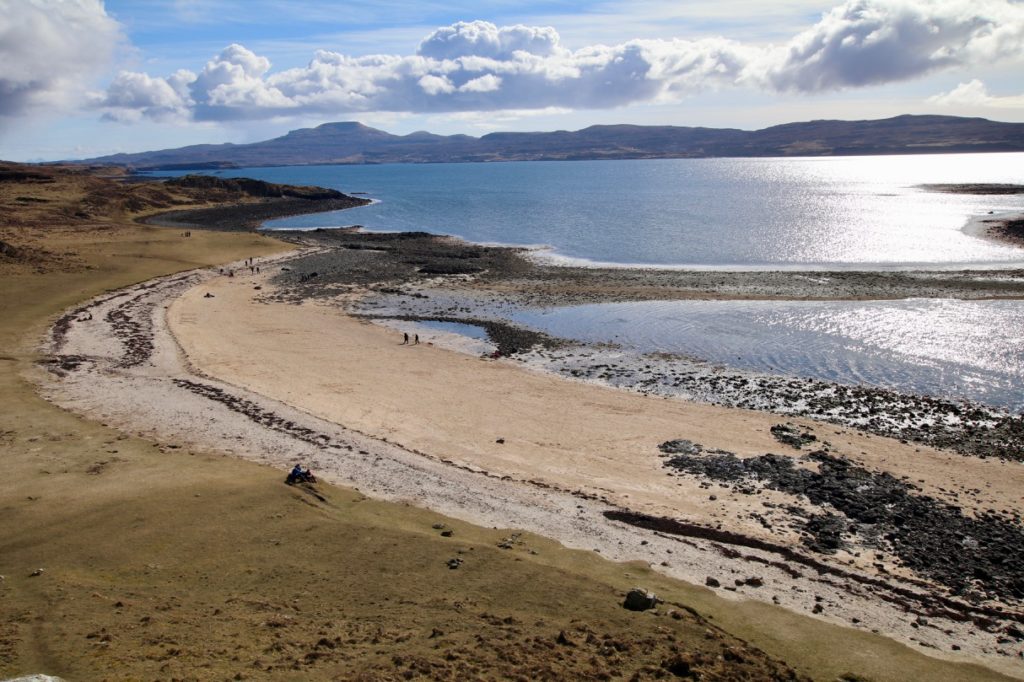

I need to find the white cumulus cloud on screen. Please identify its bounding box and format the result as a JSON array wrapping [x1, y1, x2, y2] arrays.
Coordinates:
[[93, 0, 1024, 123], [0, 0, 122, 119], [759, 0, 1024, 92], [928, 79, 1024, 109], [417, 21, 563, 60]]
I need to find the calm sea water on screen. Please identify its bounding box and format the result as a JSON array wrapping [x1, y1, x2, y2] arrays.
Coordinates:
[[152, 155, 1024, 409], [510, 298, 1024, 411], [164, 153, 1024, 268]]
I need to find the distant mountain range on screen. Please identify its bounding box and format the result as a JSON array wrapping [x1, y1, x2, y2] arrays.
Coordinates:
[[82, 115, 1024, 169]]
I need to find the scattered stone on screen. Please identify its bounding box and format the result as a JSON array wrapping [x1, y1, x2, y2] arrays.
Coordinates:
[[29, 568, 44, 577], [659, 444, 1024, 602], [705, 577, 720, 588], [658, 439, 702, 456], [770, 423, 817, 449], [446, 558, 463, 570], [495, 437, 505, 444], [440, 529, 454, 537]]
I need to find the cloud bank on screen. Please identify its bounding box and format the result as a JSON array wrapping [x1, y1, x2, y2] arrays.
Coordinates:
[[0, 0, 121, 119], [88, 0, 1024, 122]]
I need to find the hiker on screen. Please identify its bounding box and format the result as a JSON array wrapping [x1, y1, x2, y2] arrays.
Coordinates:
[[286, 464, 316, 484]]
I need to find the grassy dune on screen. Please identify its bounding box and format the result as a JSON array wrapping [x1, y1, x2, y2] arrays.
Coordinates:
[[0, 165, 1013, 680]]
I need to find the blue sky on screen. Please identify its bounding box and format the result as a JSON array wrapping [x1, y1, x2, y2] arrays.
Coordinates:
[[1, 0, 1023, 161]]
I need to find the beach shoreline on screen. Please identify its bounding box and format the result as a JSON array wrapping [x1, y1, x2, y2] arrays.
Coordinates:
[[39, 258, 1024, 677], [9, 166, 1024, 679]]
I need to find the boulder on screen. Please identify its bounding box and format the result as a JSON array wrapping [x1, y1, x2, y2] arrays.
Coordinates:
[[623, 587, 658, 611]]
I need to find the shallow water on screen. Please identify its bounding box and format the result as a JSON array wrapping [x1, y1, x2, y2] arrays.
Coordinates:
[[151, 156, 1024, 409], [508, 298, 1024, 411], [154, 153, 1024, 268], [416, 319, 490, 341]]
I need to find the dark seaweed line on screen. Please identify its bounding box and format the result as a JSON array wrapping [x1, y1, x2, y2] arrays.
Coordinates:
[[604, 510, 1023, 631], [172, 378, 346, 451]]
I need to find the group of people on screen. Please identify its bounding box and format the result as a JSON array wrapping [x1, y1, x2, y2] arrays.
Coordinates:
[[400, 332, 420, 345], [286, 463, 317, 485]]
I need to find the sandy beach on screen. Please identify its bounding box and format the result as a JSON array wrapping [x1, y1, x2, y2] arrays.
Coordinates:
[[1, 169, 818, 681], [8, 164, 1024, 680], [37, 246, 1024, 678]]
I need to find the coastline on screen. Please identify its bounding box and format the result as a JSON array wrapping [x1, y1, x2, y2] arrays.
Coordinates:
[[143, 194, 371, 231], [10, 167, 1024, 679], [3, 168, 821, 680], [964, 212, 1024, 250], [41, 260, 1024, 678]]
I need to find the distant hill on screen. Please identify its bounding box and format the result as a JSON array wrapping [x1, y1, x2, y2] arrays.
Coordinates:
[[81, 115, 1024, 169]]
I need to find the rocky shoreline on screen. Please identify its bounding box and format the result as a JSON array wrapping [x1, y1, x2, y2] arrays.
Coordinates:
[[141, 175, 371, 231], [655, 439, 1024, 605]]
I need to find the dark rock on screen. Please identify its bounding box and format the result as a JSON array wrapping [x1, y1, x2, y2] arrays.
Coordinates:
[[658, 445, 1024, 602], [658, 439, 702, 456], [662, 655, 693, 677], [770, 423, 817, 449], [623, 588, 659, 611]]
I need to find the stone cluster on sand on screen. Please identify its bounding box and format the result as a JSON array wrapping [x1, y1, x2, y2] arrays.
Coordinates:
[[657, 438, 1024, 608]]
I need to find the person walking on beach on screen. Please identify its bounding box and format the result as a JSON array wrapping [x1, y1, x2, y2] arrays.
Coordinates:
[[414, 334, 419, 345], [402, 332, 409, 345]]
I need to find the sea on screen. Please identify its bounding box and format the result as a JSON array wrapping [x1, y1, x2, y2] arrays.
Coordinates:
[[149, 153, 1024, 411]]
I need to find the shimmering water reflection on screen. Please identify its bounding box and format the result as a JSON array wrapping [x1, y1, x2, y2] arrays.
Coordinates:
[[166, 153, 1024, 267], [509, 298, 1024, 411], [416, 319, 490, 340]]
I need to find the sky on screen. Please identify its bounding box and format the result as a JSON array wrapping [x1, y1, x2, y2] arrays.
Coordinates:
[[1, 0, 1022, 161]]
